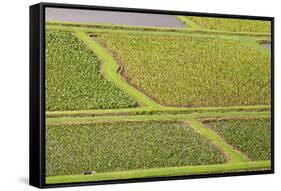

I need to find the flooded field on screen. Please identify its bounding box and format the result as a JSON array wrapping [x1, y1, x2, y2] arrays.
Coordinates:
[[46, 8, 186, 28], [261, 43, 271, 49]]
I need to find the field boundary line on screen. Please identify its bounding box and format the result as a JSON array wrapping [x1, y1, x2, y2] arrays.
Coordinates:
[[46, 160, 270, 184], [74, 30, 161, 107], [186, 119, 248, 163], [175, 16, 271, 36], [46, 22, 271, 38], [46, 105, 270, 118], [46, 111, 270, 125], [238, 37, 271, 57], [176, 16, 204, 29]]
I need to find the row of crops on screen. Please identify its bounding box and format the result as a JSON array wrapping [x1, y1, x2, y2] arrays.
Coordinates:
[[96, 33, 271, 107]]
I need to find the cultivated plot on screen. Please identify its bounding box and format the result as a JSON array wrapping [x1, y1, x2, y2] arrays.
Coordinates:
[[46, 121, 226, 176], [177, 16, 271, 33], [205, 118, 271, 161], [44, 10, 272, 185], [96, 33, 271, 107], [46, 31, 138, 110]]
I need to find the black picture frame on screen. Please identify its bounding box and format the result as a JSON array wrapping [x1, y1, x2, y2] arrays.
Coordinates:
[[30, 2, 274, 188]]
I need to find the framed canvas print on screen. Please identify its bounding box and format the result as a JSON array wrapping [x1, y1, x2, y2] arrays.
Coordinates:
[[29, 2, 274, 188]]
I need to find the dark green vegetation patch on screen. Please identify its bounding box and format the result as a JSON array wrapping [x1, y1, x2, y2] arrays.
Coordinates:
[[97, 33, 271, 107], [46, 121, 226, 176], [206, 118, 271, 161], [46, 30, 138, 111]]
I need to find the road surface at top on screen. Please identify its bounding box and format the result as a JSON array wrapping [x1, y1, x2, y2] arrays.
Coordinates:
[[46, 8, 186, 28]]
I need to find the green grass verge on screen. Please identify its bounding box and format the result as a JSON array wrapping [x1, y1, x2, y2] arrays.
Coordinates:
[[46, 105, 270, 118], [46, 111, 269, 163], [46, 121, 225, 176], [46, 21, 271, 38], [238, 36, 270, 57], [206, 118, 271, 160], [46, 30, 138, 110], [46, 24, 270, 48], [188, 119, 248, 162], [96, 32, 271, 107], [176, 16, 203, 29], [46, 111, 270, 125], [75, 30, 160, 107], [46, 160, 270, 184]]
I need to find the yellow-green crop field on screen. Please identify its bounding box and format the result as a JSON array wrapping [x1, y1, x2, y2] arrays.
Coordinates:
[[177, 16, 271, 33], [45, 15, 272, 185], [96, 33, 270, 107]]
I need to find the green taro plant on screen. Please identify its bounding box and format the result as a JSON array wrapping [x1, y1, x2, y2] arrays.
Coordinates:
[[46, 30, 138, 111], [46, 121, 226, 176], [205, 118, 271, 160], [96, 33, 271, 107]]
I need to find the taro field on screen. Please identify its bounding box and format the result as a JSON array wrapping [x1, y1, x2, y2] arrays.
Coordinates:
[[45, 15, 272, 184]]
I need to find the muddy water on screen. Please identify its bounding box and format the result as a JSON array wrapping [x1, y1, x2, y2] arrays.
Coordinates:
[[261, 43, 271, 49], [46, 8, 186, 28]]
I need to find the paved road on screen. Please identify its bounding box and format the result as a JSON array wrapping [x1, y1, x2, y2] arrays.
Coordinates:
[[46, 8, 186, 28]]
